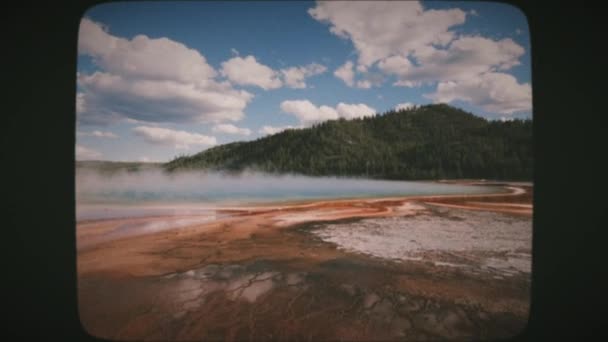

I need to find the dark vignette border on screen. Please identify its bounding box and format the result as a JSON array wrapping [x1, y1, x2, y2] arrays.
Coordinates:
[[4, 0, 606, 340]]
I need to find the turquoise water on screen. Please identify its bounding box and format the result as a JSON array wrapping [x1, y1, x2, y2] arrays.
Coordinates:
[[76, 170, 501, 205]]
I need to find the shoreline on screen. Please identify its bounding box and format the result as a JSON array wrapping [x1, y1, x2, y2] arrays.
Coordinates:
[[76, 180, 524, 225], [77, 181, 533, 341]]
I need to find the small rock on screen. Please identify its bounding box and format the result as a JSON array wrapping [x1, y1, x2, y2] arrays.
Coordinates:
[[399, 297, 423, 312], [364, 293, 381, 309], [371, 299, 394, 318], [286, 273, 305, 286], [182, 300, 201, 311], [172, 311, 186, 320], [391, 317, 412, 336], [340, 284, 357, 296]]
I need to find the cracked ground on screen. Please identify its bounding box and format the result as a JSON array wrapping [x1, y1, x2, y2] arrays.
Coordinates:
[[77, 183, 532, 341]]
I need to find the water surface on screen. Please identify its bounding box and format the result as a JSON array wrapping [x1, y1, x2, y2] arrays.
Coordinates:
[[76, 170, 501, 221]]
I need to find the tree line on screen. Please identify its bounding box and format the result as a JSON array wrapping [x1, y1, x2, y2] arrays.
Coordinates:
[[165, 104, 532, 181]]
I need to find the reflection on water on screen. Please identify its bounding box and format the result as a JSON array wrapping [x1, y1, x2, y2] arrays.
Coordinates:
[[76, 170, 501, 212]]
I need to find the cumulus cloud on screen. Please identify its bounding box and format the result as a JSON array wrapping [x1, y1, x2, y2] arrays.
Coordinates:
[[281, 100, 339, 124], [281, 63, 327, 88], [280, 100, 376, 125], [221, 55, 283, 90], [76, 145, 103, 160], [355, 80, 372, 89], [258, 125, 298, 136], [77, 130, 118, 138], [356, 71, 385, 89], [212, 123, 252, 136], [425, 72, 532, 114], [310, 1, 531, 115], [77, 71, 253, 125], [395, 102, 415, 111], [334, 61, 380, 89], [334, 61, 355, 87], [377, 55, 413, 85], [221, 56, 326, 90], [77, 18, 253, 125], [133, 126, 217, 149], [335, 102, 376, 119], [309, 1, 466, 67], [79, 19, 217, 82], [395, 36, 525, 86]]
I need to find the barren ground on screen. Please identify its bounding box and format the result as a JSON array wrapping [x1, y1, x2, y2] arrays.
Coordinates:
[[77, 181, 532, 341]]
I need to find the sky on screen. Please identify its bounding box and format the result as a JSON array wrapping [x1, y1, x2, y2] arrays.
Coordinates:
[[75, 0, 532, 162]]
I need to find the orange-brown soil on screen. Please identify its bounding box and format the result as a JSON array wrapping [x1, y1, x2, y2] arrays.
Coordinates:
[[77, 181, 532, 341]]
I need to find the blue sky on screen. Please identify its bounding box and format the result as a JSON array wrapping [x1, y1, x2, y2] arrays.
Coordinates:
[[75, 1, 532, 162]]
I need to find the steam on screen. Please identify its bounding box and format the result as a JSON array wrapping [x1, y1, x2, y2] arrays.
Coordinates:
[[76, 168, 495, 205]]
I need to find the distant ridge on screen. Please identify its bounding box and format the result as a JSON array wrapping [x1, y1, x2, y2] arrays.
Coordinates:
[[164, 103, 532, 180]]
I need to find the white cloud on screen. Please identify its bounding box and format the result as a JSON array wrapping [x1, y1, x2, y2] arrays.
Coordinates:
[[309, 1, 467, 67], [395, 36, 525, 85], [77, 130, 118, 138], [470, 9, 479, 16], [334, 61, 355, 87], [335, 63, 384, 88], [425, 72, 532, 114], [76, 145, 102, 160], [515, 28, 523, 35], [280, 63, 327, 88], [395, 102, 415, 111], [281, 100, 339, 124], [377, 55, 413, 84], [220, 55, 283, 90], [133, 126, 217, 149], [230, 48, 239, 56], [258, 125, 297, 135], [310, 1, 531, 116], [79, 18, 216, 83], [77, 18, 253, 125], [335, 102, 376, 119], [355, 80, 372, 89], [280, 100, 376, 125], [212, 123, 252, 136], [221, 56, 326, 90], [77, 71, 253, 125], [314, 1, 519, 87]]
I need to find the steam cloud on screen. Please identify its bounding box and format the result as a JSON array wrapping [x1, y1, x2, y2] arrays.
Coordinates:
[[76, 168, 493, 205]]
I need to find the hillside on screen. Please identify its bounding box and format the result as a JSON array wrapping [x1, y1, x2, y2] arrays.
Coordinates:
[[164, 104, 532, 180]]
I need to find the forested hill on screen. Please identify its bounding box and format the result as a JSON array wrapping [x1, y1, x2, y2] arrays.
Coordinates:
[[164, 104, 532, 180]]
